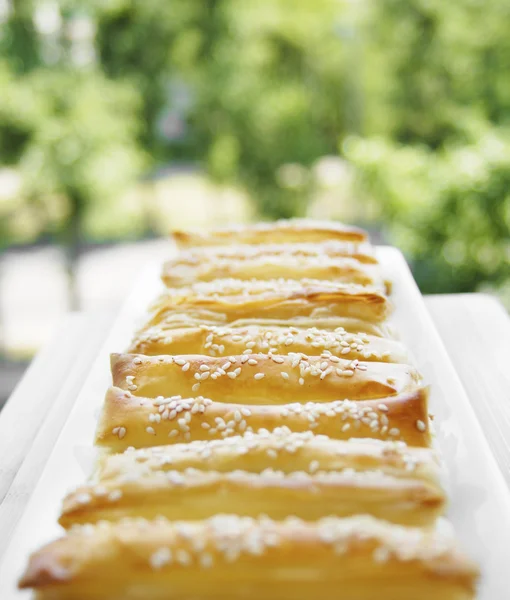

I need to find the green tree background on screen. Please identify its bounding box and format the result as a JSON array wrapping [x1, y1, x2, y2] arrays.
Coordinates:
[[1, 0, 509, 299]]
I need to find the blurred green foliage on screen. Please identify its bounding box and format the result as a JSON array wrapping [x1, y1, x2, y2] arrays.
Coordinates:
[[347, 0, 510, 296], [0, 0, 509, 296]]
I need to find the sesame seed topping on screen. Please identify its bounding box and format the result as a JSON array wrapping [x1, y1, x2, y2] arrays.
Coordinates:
[[108, 490, 122, 502], [150, 547, 172, 569]]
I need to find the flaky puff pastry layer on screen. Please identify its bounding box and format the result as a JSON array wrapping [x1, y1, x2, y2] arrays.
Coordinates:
[[61, 436, 444, 527], [95, 387, 431, 451], [141, 312, 396, 340], [162, 255, 384, 289], [149, 278, 392, 325], [110, 353, 421, 403], [173, 218, 368, 248], [19, 515, 479, 600], [175, 239, 378, 264], [129, 323, 408, 363]]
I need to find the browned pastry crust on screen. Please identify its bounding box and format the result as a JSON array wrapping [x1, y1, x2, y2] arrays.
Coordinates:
[[173, 218, 368, 248], [110, 353, 421, 403], [60, 436, 444, 527], [19, 515, 479, 600], [128, 323, 408, 363], [175, 239, 378, 264], [149, 278, 392, 324], [162, 255, 384, 288], [138, 313, 396, 339], [95, 387, 432, 451]]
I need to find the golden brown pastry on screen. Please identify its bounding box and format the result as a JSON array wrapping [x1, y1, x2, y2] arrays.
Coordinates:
[[101, 433, 436, 478], [149, 278, 392, 325], [138, 313, 396, 340], [19, 515, 479, 600], [129, 323, 408, 362], [60, 435, 444, 527], [110, 353, 421, 403], [175, 239, 378, 264], [95, 387, 432, 451], [173, 218, 368, 248], [162, 254, 384, 288]]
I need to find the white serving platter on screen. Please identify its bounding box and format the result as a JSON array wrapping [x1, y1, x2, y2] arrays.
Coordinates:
[[0, 246, 509, 598]]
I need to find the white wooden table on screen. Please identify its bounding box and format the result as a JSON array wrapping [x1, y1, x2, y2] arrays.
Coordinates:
[[0, 295, 508, 562]]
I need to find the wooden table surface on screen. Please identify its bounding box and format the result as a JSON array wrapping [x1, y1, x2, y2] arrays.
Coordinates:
[[0, 294, 508, 561]]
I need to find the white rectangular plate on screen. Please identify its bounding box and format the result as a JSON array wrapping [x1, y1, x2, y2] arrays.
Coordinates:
[[1, 246, 509, 598]]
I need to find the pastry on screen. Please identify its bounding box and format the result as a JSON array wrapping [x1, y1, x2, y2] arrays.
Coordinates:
[[60, 435, 444, 527], [175, 239, 378, 264], [162, 255, 384, 288], [128, 323, 408, 362], [149, 278, 392, 325], [110, 353, 421, 403], [19, 515, 479, 600], [95, 387, 432, 451], [136, 314, 396, 341], [173, 218, 368, 248]]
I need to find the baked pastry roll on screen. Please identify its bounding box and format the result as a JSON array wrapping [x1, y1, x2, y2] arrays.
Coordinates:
[[176, 239, 378, 264], [173, 218, 368, 248], [162, 255, 384, 288], [139, 313, 396, 340], [60, 435, 444, 527], [129, 323, 408, 363], [19, 515, 479, 600], [95, 387, 431, 451], [149, 278, 391, 325], [110, 353, 421, 403]]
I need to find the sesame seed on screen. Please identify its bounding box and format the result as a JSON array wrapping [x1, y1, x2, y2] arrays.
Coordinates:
[[281, 372, 289, 380], [108, 490, 122, 502], [118, 427, 126, 439], [192, 383, 201, 392], [146, 426, 156, 435], [309, 460, 319, 473], [254, 373, 265, 380], [378, 404, 389, 412], [75, 492, 91, 505], [150, 547, 172, 569], [416, 420, 426, 432], [199, 552, 214, 568], [176, 549, 192, 566], [248, 359, 258, 366]]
